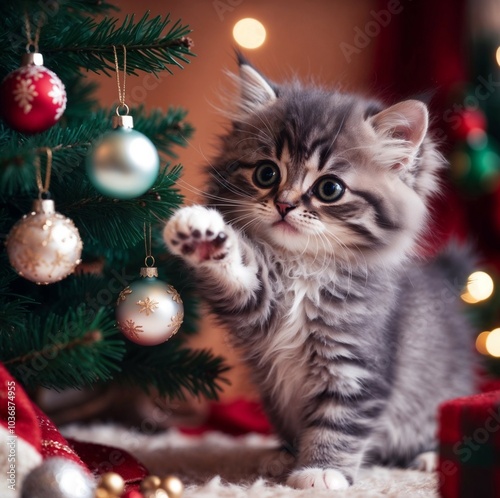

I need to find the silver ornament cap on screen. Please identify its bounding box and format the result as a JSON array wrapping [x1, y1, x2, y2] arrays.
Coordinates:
[[116, 267, 184, 346], [112, 114, 134, 129], [6, 199, 83, 285], [21, 52, 44, 66]]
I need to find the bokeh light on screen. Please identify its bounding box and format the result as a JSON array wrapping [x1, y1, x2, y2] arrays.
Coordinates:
[[485, 328, 500, 357], [233, 18, 266, 49], [461, 271, 494, 304], [476, 330, 491, 355]]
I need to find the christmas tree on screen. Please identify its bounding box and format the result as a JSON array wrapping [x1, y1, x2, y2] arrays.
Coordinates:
[[0, 0, 228, 400], [446, 12, 500, 369]]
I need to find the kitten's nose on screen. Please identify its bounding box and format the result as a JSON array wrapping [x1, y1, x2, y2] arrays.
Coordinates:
[[275, 201, 296, 218]]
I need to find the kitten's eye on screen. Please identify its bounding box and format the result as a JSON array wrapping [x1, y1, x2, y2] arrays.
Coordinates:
[[314, 177, 345, 202], [253, 162, 280, 188]]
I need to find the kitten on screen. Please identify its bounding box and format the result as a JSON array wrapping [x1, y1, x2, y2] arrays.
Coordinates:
[[163, 60, 475, 490]]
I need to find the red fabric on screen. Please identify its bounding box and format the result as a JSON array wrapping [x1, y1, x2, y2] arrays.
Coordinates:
[[0, 363, 41, 455], [181, 399, 273, 436], [32, 404, 88, 470], [68, 439, 148, 485], [0, 361, 148, 488]]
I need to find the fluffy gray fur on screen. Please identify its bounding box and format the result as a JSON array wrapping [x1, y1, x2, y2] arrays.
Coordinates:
[[163, 61, 475, 490]]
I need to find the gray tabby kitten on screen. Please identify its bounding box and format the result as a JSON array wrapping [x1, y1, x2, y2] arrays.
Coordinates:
[[163, 60, 475, 490]]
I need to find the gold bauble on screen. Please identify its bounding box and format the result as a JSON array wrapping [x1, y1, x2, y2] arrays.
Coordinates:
[[6, 199, 82, 285], [140, 475, 161, 491], [94, 489, 112, 498], [98, 472, 125, 496], [160, 475, 184, 498], [144, 490, 169, 498]]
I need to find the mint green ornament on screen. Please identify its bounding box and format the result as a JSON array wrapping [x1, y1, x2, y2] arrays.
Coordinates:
[[87, 114, 160, 199]]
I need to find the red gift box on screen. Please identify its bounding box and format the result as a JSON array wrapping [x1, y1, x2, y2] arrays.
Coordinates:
[[438, 390, 500, 498]]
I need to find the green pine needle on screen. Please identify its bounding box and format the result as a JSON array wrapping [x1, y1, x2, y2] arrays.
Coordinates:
[[1, 307, 126, 391], [120, 344, 230, 400]]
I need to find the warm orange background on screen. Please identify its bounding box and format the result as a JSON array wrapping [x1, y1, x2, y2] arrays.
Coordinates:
[[90, 0, 376, 399]]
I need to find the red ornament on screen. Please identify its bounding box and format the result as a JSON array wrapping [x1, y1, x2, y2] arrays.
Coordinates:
[[0, 53, 66, 134]]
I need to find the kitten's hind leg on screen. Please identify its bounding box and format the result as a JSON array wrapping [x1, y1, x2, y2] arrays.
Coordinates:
[[410, 451, 438, 472]]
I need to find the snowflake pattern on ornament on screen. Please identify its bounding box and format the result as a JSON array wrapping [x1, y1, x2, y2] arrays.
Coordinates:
[[136, 296, 159, 316], [48, 76, 67, 120], [170, 311, 184, 336], [166, 285, 183, 304], [13, 77, 38, 114], [119, 319, 144, 341], [117, 286, 132, 306], [23, 65, 44, 81]]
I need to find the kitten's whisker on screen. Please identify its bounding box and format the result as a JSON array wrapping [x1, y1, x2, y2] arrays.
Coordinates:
[[208, 170, 255, 200]]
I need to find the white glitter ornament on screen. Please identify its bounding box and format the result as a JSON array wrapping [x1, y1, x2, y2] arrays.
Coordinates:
[[6, 198, 82, 285], [116, 266, 184, 346]]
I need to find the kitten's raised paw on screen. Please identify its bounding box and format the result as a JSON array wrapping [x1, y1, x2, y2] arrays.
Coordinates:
[[410, 451, 437, 472], [287, 468, 350, 490], [163, 206, 231, 265]]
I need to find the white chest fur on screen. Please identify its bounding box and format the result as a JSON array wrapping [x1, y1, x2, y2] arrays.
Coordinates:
[[258, 275, 320, 431]]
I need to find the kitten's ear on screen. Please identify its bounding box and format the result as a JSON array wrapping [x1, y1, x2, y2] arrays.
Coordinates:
[[369, 100, 429, 168], [238, 63, 277, 108]]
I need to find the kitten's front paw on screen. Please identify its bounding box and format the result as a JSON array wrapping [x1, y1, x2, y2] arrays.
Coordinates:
[[287, 468, 350, 490], [410, 451, 437, 472], [163, 206, 232, 265]]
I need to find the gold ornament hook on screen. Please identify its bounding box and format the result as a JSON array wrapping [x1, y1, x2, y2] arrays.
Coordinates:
[[23, 9, 42, 53], [144, 221, 156, 267], [113, 45, 129, 115], [35, 148, 52, 199]]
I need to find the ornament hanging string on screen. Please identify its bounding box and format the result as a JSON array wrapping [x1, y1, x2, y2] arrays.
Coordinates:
[[23, 10, 42, 53], [35, 148, 52, 199], [144, 221, 155, 267], [113, 45, 129, 116]]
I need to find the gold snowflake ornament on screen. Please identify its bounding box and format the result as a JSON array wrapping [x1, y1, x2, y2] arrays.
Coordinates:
[[117, 287, 132, 306], [166, 285, 183, 304], [170, 311, 184, 336], [118, 319, 144, 341], [136, 296, 159, 315]]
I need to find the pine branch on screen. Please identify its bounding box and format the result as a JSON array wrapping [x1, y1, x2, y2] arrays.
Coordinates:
[[0, 1, 118, 77], [0, 8, 194, 83], [60, 165, 183, 251], [64, 76, 101, 119], [119, 344, 230, 400], [43, 13, 194, 75], [41, 13, 193, 80], [134, 107, 195, 159], [0, 254, 35, 331], [0, 105, 192, 199], [1, 307, 125, 391]]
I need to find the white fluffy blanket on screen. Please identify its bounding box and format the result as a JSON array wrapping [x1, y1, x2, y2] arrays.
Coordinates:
[[62, 425, 438, 497]]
